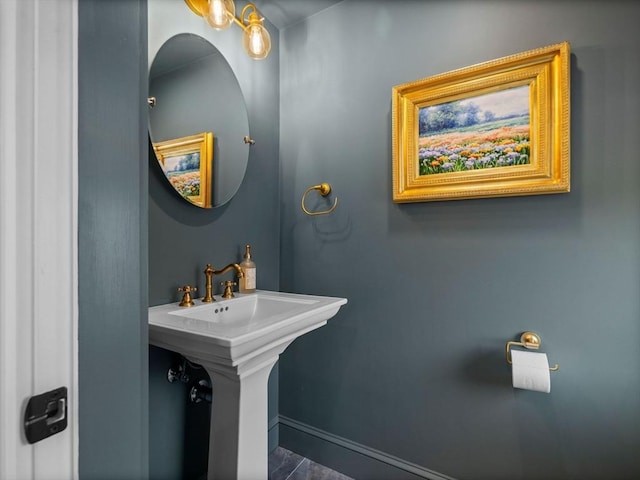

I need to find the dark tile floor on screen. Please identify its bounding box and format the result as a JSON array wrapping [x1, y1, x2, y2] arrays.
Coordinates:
[[269, 447, 354, 480]]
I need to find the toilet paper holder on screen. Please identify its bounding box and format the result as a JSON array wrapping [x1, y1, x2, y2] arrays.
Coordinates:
[[505, 331, 559, 371]]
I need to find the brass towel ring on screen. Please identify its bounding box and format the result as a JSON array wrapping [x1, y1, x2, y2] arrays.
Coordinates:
[[301, 183, 338, 216]]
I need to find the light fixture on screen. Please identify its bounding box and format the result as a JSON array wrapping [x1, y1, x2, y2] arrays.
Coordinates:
[[185, 0, 271, 60]]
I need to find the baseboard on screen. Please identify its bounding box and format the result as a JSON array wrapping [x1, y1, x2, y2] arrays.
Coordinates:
[[268, 415, 279, 453], [278, 416, 456, 480]]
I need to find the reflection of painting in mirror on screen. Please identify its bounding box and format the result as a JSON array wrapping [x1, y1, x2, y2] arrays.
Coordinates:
[[152, 132, 213, 208], [418, 85, 530, 176], [163, 152, 201, 196]]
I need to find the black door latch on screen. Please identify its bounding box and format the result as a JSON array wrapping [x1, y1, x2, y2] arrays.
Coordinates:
[[24, 387, 68, 444]]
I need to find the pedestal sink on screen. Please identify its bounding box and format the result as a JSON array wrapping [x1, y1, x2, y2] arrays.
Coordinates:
[[148, 290, 347, 480]]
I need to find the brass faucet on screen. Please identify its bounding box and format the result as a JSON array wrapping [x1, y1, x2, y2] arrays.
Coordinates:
[[202, 263, 244, 302]]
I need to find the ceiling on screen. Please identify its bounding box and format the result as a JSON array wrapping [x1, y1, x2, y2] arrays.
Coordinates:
[[252, 0, 343, 29]]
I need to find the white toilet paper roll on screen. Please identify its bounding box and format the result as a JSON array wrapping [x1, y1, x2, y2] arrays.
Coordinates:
[[511, 350, 551, 393]]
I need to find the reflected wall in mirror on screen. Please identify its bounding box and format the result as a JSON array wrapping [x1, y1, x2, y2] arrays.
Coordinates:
[[149, 33, 250, 208]]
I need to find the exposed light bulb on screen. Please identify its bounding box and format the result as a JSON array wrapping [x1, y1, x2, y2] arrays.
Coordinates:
[[242, 14, 271, 59], [249, 27, 264, 54], [210, 0, 226, 24], [205, 0, 234, 30]]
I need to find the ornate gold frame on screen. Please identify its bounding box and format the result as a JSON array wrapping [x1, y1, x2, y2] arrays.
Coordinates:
[[392, 42, 570, 202], [153, 132, 213, 208]]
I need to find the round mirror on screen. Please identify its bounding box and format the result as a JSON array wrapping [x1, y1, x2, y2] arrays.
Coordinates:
[[149, 33, 250, 208]]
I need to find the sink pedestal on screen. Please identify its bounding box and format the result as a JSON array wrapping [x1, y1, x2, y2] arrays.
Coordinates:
[[200, 357, 277, 480], [149, 291, 347, 480]]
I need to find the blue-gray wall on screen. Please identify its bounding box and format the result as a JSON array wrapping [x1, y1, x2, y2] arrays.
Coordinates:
[[79, 1, 640, 478], [147, 1, 281, 478], [278, 1, 640, 479], [78, 0, 149, 478]]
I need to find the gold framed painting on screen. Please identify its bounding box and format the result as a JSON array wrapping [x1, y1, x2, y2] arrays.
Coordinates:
[[392, 42, 570, 202], [153, 132, 213, 208]]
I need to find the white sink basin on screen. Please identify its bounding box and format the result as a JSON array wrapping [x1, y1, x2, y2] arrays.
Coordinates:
[[149, 290, 347, 368], [148, 290, 347, 480], [150, 290, 345, 348]]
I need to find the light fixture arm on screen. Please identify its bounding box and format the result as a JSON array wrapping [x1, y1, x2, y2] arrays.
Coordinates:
[[231, 3, 260, 31]]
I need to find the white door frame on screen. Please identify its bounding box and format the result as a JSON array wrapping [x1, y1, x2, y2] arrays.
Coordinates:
[[0, 0, 78, 478]]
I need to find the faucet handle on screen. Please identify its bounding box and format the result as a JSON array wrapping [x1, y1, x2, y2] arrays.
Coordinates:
[[177, 285, 197, 307], [220, 281, 237, 299]]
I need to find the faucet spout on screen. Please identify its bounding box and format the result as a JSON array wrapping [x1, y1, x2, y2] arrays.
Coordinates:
[[213, 263, 244, 279], [202, 263, 244, 302]]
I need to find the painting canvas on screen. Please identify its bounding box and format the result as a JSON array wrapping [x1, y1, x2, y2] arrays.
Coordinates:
[[392, 42, 570, 202], [418, 86, 530, 175]]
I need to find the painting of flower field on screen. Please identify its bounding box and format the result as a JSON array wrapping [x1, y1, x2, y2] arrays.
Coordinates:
[[418, 85, 530, 175], [162, 152, 201, 197]]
